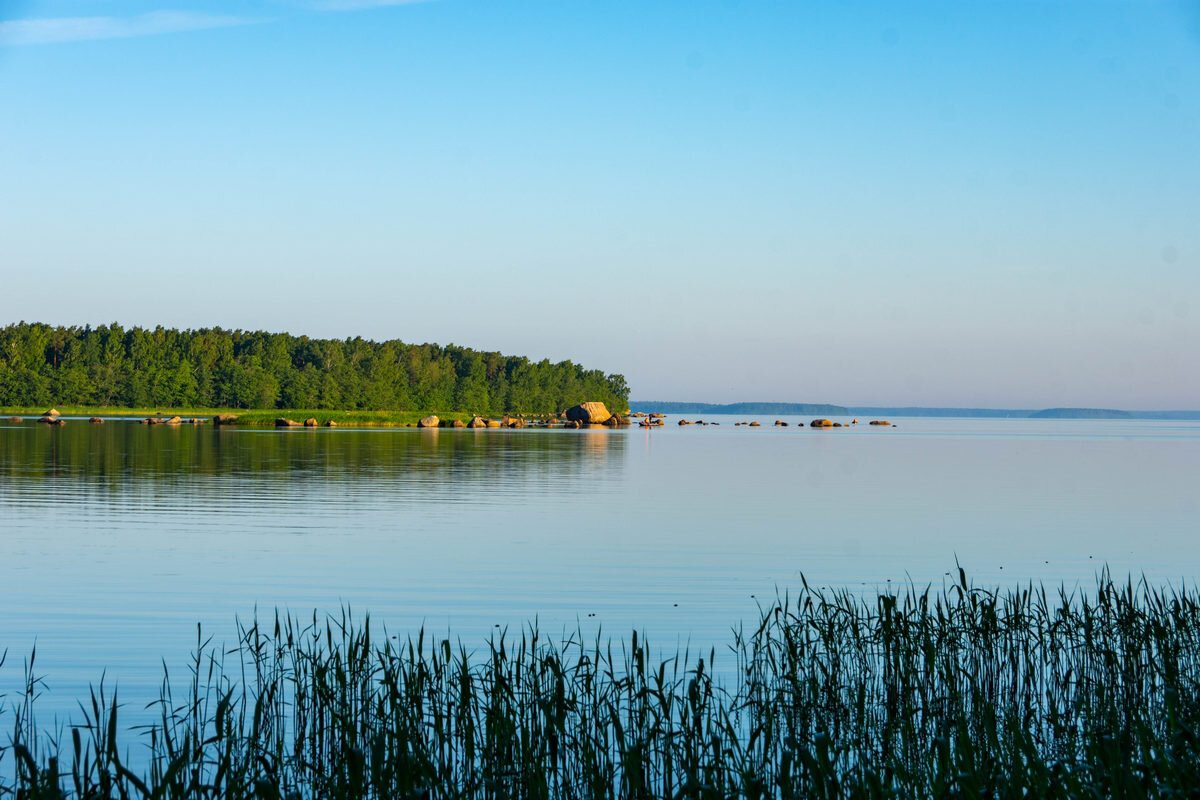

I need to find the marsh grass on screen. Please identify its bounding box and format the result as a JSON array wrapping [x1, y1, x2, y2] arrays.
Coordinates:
[[4, 570, 1200, 798]]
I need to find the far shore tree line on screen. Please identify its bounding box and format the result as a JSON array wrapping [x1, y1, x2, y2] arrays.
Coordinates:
[[0, 322, 629, 414]]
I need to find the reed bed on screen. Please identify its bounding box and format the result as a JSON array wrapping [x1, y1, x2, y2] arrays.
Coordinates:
[[4, 570, 1200, 798]]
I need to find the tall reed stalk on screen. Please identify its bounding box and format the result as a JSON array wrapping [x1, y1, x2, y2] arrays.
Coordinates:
[[4, 570, 1199, 798]]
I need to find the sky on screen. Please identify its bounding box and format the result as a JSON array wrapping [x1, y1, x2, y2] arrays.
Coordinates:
[[1, 0, 1197, 408]]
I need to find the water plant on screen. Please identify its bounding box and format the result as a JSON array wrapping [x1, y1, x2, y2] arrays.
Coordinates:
[[4, 569, 1199, 798]]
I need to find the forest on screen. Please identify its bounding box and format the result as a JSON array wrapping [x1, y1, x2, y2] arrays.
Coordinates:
[[0, 322, 629, 413]]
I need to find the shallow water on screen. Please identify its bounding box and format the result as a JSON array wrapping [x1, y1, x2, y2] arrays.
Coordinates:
[[1, 415, 1198, 724]]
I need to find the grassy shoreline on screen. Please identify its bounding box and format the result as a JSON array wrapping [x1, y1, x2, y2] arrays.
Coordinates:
[[1, 407, 483, 427], [4, 572, 1199, 797]]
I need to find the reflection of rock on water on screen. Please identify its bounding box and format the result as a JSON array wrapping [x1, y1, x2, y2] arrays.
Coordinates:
[[578, 427, 625, 470]]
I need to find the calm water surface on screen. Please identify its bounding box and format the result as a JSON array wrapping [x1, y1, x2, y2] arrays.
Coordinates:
[[2, 415, 1198, 723]]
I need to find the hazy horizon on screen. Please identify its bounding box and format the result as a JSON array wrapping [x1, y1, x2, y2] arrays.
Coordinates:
[[2, 1, 1197, 409]]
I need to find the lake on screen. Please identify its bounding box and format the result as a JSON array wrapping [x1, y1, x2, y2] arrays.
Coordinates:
[[2, 415, 1198, 726]]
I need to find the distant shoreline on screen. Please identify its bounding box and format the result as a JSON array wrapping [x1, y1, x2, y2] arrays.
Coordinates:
[[630, 402, 1200, 421]]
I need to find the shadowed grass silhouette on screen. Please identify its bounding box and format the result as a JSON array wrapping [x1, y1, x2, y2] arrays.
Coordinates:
[[4, 569, 1200, 798]]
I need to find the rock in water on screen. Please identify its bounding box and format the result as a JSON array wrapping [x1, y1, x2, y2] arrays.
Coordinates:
[[213, 414, 239, 425], [304, 418, 318, 427], [324, 420, 337, 427], [810, 419, 833, 428], [418, 415, 439, 428], [275, 418, 301, 427], [467, 416, 487, 428], [89, 417, 104, 424], [564, 402, 612, 424], [42, 409, 60, 418]]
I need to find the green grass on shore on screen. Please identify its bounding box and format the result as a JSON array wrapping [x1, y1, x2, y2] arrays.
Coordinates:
[[4, 570, 1200, 798], [0, 407, 491, 427]]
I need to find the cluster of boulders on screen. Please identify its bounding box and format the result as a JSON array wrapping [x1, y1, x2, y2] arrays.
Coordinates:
[[10, 406, 896, 433], [140, 415, 204, 425], [415, 403, 630, 430], [630, 412, 896, 430]]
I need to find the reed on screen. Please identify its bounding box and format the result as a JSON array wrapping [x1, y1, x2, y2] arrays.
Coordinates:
[[4, 570, 1200, 798]]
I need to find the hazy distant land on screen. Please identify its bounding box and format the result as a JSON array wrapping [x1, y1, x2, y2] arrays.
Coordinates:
[[632, 402, 1200, 420]]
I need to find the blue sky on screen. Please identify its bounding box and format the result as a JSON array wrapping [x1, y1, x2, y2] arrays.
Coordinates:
[[1, 0, 1197, 407]]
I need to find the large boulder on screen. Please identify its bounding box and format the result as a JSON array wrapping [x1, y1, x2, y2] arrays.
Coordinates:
[[42, 409, 60, 418], [212, 414, 239, 425], [304, 418, 318, 427], [275, 418, 301, 427], [604, 414, 628, 427], [324, 420, 337, 427], [165, 415, 183, 424], [467, 416, 487, 428], [444, 419, 464, 428], [89, 417, 105, 424], [418, 415, 439, 428], [810, 419, 833, 428], [564, 402, 612, 425], [486, 419, 501, 428]]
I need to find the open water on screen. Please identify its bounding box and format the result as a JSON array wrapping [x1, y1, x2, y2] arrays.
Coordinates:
[[1, 414, 1198, 725]]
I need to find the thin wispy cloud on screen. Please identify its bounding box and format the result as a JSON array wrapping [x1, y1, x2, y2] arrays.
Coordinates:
[[0, 10, 261, 46]]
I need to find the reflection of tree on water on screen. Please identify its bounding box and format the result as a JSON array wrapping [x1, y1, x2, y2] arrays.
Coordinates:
[[0, 424, 628, 509]]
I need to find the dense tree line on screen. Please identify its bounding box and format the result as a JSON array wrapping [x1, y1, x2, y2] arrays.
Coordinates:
[[0, 322, 629, 413]]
